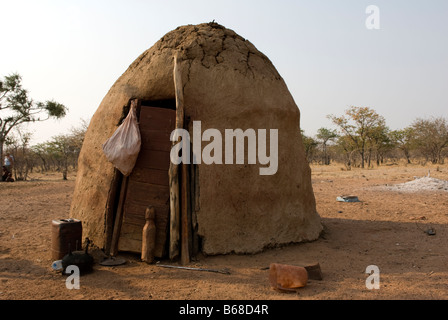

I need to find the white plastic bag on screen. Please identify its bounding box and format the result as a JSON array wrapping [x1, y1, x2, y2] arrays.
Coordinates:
[[102, 100, 141, 176]]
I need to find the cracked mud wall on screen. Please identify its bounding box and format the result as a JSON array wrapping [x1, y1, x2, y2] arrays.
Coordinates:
[[70, 23, 322, 254]]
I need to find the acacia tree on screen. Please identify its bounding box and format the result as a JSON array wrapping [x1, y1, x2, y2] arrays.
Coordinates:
[[0, 73, 67, 163], [46, 135, 72, 180], [46, 126, 87, 180], [32, 143, 51, 172], [316, 127, 338, 165], [335, 134, 358, 170], [5, 129, 33, 181], [411, 117, 448, 164], [67, 118, 88, 169], [390, 127, 415, 164], [328, 106, 386, 168], [301, 130, 318, 163], [367, 123, 392, 167]]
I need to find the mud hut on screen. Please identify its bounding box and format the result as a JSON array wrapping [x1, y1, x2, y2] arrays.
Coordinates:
[[70, 22, 322, 260]]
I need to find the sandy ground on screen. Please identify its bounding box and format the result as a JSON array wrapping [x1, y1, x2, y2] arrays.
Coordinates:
[[1, 164, 448, 301]]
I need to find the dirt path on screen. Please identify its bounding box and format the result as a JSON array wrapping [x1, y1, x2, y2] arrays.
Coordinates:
[[1, 165, 447, 300]]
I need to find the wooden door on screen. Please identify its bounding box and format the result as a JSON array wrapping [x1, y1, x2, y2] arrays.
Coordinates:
[[117, 105, 175, 257]]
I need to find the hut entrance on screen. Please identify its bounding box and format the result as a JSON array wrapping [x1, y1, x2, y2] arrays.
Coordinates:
[[109, 99, 176, 258]]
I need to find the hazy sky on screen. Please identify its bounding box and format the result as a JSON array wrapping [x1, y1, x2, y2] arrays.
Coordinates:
[[1, 0, 447, 144]]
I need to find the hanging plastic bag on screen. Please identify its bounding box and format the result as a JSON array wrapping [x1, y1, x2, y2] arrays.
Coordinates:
[[102, 100, 141, 176]]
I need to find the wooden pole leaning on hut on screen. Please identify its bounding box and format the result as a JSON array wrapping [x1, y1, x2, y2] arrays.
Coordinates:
[[169, 52, 190, 264], [110, 175, 129, 257], [180, 147, 190, 265]]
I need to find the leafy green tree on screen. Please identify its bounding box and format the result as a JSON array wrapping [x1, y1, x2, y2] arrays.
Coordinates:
[[334, 134, 357, 170], [46, 135, 73, 180], [411, 117, 448, 164], [0, 73, 67, 163], [5, 129, 33, 180], [316, 127, 338, 165], [67, 118, 88, 169], [389, 127, 415, 164], [301, 130, 318, 163], [328, 106, 386, 168], [366, 123, 392, 167]]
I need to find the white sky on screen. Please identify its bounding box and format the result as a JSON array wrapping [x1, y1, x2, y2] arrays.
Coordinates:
[[1, 0, 447, 144]]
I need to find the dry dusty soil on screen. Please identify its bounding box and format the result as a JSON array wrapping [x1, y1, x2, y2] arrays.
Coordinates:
[[1, 164, 448, 303]]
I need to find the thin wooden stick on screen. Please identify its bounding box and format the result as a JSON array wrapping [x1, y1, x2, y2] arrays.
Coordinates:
[[104, 169, 122, 255], [181, 162, 190, 265], [110, 176, 129, 256], [156, 264, 230, 275]]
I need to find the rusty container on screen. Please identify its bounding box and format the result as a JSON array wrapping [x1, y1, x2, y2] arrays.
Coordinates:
[[51, 219, 82, 260], [269, 263, 308, 291]]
